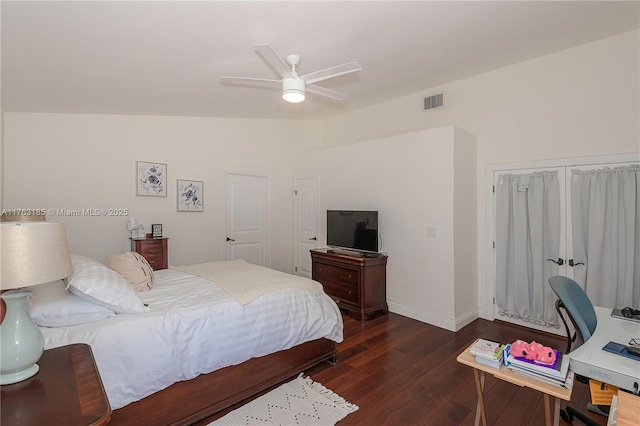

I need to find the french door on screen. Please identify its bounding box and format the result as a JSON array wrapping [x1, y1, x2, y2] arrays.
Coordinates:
[[492, 157, 639, 333], [493, 167, 567, 334]]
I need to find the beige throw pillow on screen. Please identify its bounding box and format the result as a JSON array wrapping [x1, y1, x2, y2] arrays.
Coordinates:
[[108, 252, 154, 292]]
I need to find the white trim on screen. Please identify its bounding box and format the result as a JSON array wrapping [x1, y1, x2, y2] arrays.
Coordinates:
[[481, 152, 640, 322], [388, 300, 479, 332]]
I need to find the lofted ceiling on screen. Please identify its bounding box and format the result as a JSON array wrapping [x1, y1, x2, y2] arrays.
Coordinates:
[[2, 1, 639, 120]]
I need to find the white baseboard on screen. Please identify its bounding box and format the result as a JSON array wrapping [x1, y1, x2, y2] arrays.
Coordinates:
[[388, 301, 479, 332]]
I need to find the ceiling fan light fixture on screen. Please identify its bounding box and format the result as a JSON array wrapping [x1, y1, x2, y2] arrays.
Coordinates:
[[282, 78, 305, 103]]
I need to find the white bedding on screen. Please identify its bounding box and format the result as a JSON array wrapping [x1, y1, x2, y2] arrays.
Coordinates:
[[172, 259, 323, 304], [40, 266, 343, 410]]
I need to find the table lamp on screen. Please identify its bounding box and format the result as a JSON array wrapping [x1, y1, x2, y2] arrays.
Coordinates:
[[0, 221, 73, 385]]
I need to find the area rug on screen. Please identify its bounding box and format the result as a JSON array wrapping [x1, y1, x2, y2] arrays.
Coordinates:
[[209, 375, 359, 425]]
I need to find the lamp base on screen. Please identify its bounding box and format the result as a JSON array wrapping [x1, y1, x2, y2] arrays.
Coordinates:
[[0, 364, 39, 385], [0, 289, 44, 385]]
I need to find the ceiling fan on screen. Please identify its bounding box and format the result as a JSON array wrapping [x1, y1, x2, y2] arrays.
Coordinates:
[[220, 44, 361, 103]]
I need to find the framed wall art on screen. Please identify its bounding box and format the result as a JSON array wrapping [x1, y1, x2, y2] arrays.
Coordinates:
[[151, 224, 163, 238], [136, 161, 167, 197], [177, 179, 203, 212]]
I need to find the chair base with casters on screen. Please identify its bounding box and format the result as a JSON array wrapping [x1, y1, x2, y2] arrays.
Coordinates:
[[559, 397, 609, 426]]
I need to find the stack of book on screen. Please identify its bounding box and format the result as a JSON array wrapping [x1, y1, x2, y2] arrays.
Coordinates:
[[505, 344, 574, 389], [470, 338, 506, 369]]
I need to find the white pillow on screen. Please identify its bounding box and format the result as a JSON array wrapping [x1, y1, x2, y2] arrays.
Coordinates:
[[107, 252, 154, 292], [28, 280, 115, 327], [66, 254, 148, 314]]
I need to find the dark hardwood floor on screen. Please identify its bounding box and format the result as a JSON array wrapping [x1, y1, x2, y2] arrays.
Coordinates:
[[199, 312, 608, 426]]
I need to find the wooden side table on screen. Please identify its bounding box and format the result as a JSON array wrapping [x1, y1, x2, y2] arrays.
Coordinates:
[[457, 343, 572, 426], [1, 343, 111, 426], [130, 237, 168, 270]]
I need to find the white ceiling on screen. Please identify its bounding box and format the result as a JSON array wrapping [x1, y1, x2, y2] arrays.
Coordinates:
[[2, 1, 639, 120]]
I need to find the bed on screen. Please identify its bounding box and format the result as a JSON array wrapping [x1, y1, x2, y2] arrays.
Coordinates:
[[33, 256, 343, 425]]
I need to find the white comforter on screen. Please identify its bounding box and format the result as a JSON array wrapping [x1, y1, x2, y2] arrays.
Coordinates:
[[40, 267, 343, 410]]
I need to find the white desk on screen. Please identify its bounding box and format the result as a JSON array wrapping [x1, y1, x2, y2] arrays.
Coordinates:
[[569, 306, 640, 393]]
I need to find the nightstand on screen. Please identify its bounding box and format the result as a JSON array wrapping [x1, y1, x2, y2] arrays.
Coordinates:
[[130, 237, 168, 270], [1, 343, 111, 425]]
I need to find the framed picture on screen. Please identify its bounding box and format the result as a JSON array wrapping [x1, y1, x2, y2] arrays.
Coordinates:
[[177, 179, 203, 212], [152, 224, 163, 238], [136, 161, 167, 197]]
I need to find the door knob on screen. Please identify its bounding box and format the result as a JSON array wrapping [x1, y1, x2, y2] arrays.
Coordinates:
[[226, 237, 235, 242], [309, 237, 317, 241]]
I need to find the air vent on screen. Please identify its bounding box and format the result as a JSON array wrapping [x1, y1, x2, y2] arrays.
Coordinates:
[[423, 93, 444, 111]]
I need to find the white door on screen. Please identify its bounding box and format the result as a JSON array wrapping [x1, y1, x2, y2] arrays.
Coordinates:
[[293, 177, 319, 277], [225, 173, 267, 266]]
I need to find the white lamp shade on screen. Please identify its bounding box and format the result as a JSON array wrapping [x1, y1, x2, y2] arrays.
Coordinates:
[[1, 222, 73, 290], [282, 78, 305, 103]]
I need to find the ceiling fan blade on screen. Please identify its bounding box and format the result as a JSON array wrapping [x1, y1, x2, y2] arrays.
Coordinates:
[[306, 84, 348, 101], [254, 44, 293, 79], [300, 61, 361, 85], [220, 76, 281, 87]]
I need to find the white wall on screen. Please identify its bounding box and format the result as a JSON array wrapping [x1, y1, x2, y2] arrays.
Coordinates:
[[295, 126, 476, 330], [2, 113, 323, 272], [453, 127, 478, 320], [321, 29, 640, 321], [2, 29, 638, 330]]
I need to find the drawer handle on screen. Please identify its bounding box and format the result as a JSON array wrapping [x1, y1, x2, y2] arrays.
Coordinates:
[[347, 274, 352, 279], [347, 290, 352, 296], [318, 267, 323, 272]]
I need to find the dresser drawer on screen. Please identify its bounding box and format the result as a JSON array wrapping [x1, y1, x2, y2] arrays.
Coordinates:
[[141, 251, 162, 261], [138, 243, 163, 254], [313, 263, 359, 286], [319, 279, 359, 304], [145, 257, 163, 269]]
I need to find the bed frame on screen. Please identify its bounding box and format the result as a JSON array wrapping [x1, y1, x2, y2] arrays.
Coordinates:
[[108, 338, 337, 425]]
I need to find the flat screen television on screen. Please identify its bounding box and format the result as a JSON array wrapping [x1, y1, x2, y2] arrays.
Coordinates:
[[326, 210, 378, 253]]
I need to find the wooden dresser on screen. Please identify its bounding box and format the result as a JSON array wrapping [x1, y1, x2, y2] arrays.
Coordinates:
[[311, 248, 388, 321], [130, 237, 168, 270]]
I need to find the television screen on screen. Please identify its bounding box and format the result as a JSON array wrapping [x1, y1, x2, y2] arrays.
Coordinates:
[[327, 210, 378, 253]]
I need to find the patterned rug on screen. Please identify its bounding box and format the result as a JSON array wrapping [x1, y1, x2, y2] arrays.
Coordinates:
[[209, 375, 359, 425]]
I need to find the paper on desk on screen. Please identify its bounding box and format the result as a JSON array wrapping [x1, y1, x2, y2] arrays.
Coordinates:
[[589, 379, 619, 405]]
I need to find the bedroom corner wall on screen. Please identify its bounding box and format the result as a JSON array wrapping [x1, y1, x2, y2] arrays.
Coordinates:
[[295, 125, 477, 331], [320, 29, 640, 325], [2, 113, 322, 273]]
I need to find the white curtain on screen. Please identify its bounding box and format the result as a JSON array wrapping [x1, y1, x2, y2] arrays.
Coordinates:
[[495, 171, 561, 326], [571, 164, 640, 308]]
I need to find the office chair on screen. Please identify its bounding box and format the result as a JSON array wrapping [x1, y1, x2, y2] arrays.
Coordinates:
[[548, 275, 603, 426]]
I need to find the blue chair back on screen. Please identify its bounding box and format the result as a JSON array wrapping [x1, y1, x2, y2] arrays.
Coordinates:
[[548, 275, 597, 346]]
